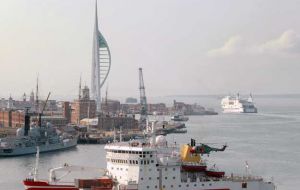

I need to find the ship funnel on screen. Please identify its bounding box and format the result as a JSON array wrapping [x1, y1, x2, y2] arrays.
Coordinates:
[[24, 107, 30, 136]]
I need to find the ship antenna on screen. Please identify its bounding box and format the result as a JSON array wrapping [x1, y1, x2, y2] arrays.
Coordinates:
[[79, 74, 82, 100], [119, 126, 123, 142], [151, 121, 156, 147], [33, 146, 40, 181], [35, 75, 39, 113], [245, 161, 250, 176], [113, 127, 117, 142]]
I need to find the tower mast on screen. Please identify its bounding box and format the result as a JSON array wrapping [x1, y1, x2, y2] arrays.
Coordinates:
[[91, 0, 111, 113]]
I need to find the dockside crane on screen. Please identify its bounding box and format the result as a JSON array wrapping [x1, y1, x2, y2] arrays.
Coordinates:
[[139, 68, 148, 129]]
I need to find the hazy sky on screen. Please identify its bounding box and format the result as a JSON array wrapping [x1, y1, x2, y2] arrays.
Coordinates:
[[1, 0, 300, 100]]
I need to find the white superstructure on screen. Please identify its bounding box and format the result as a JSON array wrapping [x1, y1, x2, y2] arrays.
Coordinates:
[[221, 94, 258, 113], [104, 124, 274, 190]]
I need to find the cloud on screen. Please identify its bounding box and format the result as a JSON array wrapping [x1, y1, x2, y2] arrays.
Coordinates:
[[207, 30, 300, 57], [207, 35, 244, 57], [259, 30, 300, 54]]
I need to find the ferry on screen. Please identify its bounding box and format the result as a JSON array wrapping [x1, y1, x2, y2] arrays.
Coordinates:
[[221, 94, 258, 113]]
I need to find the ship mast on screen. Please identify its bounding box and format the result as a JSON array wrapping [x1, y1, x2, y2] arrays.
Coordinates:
[[35, 76, 39, 113], [79, 75, 82, 100]]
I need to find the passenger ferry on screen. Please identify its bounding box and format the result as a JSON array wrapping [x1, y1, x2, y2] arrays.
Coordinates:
[[221, 94, 258, 113]]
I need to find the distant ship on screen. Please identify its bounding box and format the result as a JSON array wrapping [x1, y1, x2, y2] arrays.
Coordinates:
[[221, 94, 258, 113], [171, 113, 189, 121], [0, 109, 77, 157]]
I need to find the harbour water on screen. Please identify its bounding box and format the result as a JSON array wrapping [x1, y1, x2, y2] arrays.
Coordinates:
[[0, 95, 299, 190]]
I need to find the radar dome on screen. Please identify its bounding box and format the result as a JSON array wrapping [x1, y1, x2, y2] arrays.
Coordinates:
[[156, 135, 167, 147]]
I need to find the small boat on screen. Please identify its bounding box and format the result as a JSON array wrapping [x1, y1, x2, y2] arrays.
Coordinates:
[[205, 166, 225, 178], [181, 164, 207, 172], [171, 113, 189, 121]]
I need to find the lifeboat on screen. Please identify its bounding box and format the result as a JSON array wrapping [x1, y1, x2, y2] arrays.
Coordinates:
[[181, 164, 207, 172], [205, 170, 225, 178]]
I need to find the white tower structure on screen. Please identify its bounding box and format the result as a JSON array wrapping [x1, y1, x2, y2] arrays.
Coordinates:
[[91, 0, 111, 113]]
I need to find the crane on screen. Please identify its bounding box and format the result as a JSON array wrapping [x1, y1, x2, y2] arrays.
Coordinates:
[[49, 164, 107, 183], [38, 92, 51, 127], [139, 68, 148, 129]]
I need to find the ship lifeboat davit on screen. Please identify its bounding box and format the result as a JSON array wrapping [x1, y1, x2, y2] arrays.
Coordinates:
[[205, 170, 225, 178], [181, 164, 207, 172]]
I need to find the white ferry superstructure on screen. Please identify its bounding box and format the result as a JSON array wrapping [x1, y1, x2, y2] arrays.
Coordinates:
[[104, 124, 274, 190], [221, 94, 258, 113]]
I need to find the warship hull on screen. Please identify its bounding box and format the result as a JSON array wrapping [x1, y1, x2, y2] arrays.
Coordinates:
[[0, 138, 77, 157]]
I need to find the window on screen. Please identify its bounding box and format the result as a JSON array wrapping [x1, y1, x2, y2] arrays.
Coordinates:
[[242, 182, 247, 188], [178, 185, 181, 187], [171, 185, 173, 188], [165, 177, 168, 180], [194, 184, 197, 187], [186, 184, 189, 187], [151, 160, 154, 163], [173, 168, 176, 171], [147, 186, 149, 189], [141, 177, 144, 180], [155, 185, 157, 188], [149, 177, 152, 180], [173, 177, 175, 179]]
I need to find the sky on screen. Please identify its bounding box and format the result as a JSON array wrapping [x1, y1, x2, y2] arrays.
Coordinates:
[[0, 0, 300, 100]]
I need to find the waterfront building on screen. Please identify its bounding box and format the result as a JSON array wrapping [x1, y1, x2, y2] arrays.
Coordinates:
[[71, 86, 97, 124]]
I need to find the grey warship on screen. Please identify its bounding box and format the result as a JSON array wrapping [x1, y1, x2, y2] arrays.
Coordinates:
[[0, 106, 77, 157]]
